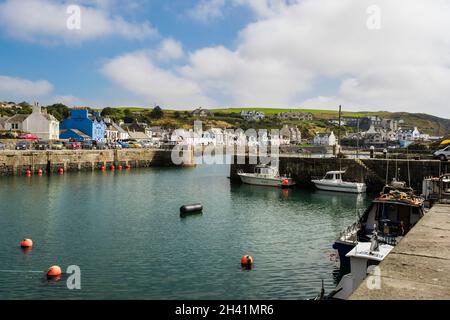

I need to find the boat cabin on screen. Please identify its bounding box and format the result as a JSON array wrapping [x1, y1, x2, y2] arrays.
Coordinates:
[[254, 165, 278, 176], [322, 170, 345, 181], [359, 199, 423, 242], [422, 174, 450, 205]]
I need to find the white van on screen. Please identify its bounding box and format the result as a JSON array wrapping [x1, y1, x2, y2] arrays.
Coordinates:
[[434, 145, 450, 161]]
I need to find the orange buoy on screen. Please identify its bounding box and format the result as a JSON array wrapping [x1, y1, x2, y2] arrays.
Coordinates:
[[110, 165, 115, 171], [20, 238, 33, 248], [38, 169, 43, 176], [118, 165, 123, 170], [282, 179, 289, 186], [101, 165, 106, 171], [241, 255, 254, 268], [58, 168, 64, 175], [46, 265, 62, 278]]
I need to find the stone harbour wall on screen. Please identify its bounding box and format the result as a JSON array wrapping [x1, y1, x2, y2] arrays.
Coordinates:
[[0, 148, 195, 176], [230, 156, 447, 192]]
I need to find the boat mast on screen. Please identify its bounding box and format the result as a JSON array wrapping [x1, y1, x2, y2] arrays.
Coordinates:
[[338, 105, 342, 154], [356, 117, 360, 159], [338, 105, 342, 171]]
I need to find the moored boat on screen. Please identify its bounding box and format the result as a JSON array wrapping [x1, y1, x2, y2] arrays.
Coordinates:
[[333, 183, 425, 266], [237, 165, 295, 187], [330, 231, 394, 300], [312, 170, 366, 194]]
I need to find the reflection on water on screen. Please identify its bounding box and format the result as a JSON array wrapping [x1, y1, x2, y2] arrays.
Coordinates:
[[0, 165, 371, 299]]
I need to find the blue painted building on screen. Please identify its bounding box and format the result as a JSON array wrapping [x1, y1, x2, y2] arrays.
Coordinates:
[[60, 109, 106, 141]]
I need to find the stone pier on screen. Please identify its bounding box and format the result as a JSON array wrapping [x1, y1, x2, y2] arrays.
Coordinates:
[[350, 204, 450, 300], [0, 148, 195, 176]]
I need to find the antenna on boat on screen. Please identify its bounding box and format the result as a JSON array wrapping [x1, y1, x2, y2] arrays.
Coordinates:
[[406, 147, 411, 187], [338, 105, 342, 171], [385, 149, 389, 185]]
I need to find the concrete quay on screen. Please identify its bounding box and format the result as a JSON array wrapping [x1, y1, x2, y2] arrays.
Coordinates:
[[350, 204, 450, 300]]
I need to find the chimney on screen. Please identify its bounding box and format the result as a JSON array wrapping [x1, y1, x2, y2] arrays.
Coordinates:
[[32, 102, 41, 114]]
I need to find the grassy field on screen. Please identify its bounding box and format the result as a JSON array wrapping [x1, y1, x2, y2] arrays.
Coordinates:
[[76, 106, 450, 137]]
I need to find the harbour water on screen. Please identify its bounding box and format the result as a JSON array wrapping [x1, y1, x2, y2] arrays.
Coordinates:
[[0, 164, 370, 299]]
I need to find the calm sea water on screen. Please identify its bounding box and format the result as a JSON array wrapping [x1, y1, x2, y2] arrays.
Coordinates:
[[0, 164, 370, 299]]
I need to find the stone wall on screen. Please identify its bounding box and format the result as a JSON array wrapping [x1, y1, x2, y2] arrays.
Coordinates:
[[0, 148, 194, 176], [230, 156, 446, 192]]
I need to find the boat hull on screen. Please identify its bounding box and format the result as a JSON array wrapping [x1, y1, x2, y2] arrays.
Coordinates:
[[238, 174, 295, 187], [332, 240, 356, 267], [312, 180, 367, 193]]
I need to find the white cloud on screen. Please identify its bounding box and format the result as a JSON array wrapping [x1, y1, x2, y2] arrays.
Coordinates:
[[0, 75, 53, 97], [102, 0, 450, 117], [0, 0, 157, 45], [50, 95, 81, 106], [155, 39, 184, 62], [101, 51, 213, 107], [188, 0, 227, 22]]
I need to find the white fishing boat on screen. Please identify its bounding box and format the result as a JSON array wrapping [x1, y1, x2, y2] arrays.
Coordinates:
[[237, 165, 295, 187], [330, 232, 394, 300], [311, 170, 366, 193]]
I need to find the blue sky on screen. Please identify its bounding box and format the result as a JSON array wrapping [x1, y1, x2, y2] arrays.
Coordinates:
[[0, 0, 449, 118]]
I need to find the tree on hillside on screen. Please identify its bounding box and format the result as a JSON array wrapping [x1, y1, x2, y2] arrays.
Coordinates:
[[101, 107, 115, 117], [150, 106, 164, 119], [123, 108, 135, 123], [18, 101, 31, 108], [46, 103, 70, 121]]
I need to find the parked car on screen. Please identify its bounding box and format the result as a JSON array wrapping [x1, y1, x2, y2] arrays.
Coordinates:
[[35, 141, 50, 150], [16, 141, 30, 150], [0, 142, 6, 150], [81, 140, 95, 150], [140, 140, 153, 148], [108, 142, 122, 149], [51, 141, 64, 150], [94, 141, 108, 150], [65, 141, 81, 150], [118, 141, 130, 149], [128, 141, 142, 149], [434, 145, 450, 161]]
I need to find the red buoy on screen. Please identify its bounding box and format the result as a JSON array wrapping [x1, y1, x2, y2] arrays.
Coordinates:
[[241, 255, 254, 268], [282, 179, 289, 186], [101, 165, 106, 171], [38, 169, 43, 176], [118, 165, 123, 170], [26, 169, 31, 177], [58, 168, 64, 175], [110, 165, 115, 171], [46, 265, 62, 278], [20, 238, 33, 248], [126, 165, 131, 170]]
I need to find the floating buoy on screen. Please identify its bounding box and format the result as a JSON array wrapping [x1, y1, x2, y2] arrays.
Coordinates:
[[38, 169, 43, 176], [241, 255, 254, 268], [282, 179, 289, 186], [101, 165, 106, 171], [58, 168, 64, 175], [118, 165, 123, 170], [126, 165, 131, 170], [26, 169, 31, 177], [20, 238, 33, 248], [46, 265, 62, 278], [180, 203, 203, 216], [110, 165, 115, 171]]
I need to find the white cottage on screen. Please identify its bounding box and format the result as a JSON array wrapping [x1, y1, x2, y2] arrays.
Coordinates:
[[313, 131, 337, 146], [22, 103, 59, 140]]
